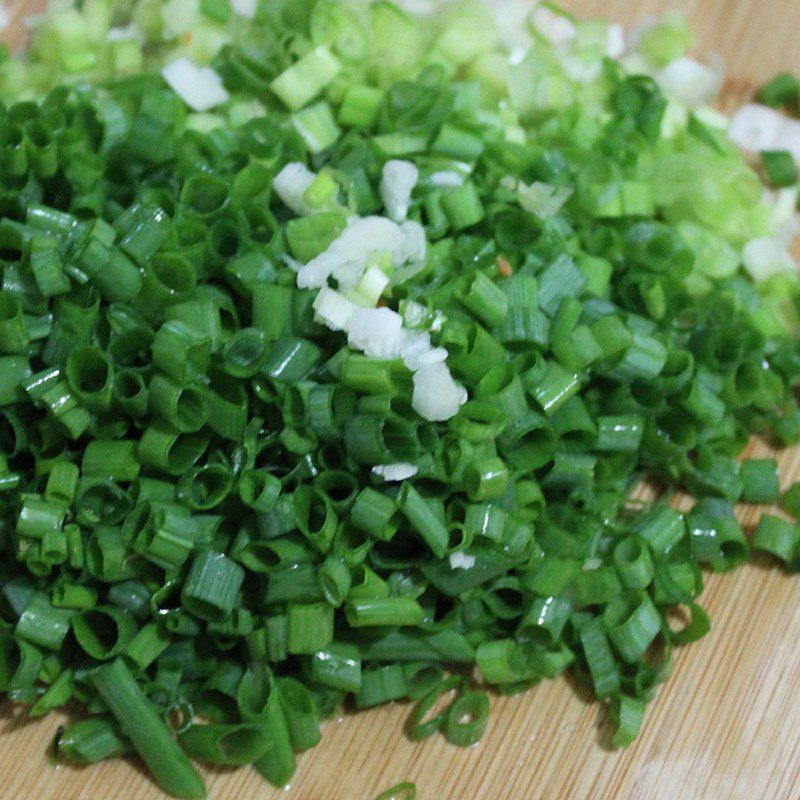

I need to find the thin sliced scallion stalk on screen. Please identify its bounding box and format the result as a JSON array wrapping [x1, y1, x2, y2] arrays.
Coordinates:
[[91, 659, 206, 799]]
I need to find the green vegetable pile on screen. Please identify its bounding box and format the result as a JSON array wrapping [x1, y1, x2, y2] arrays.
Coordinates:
[[0, 1, 798, 798]]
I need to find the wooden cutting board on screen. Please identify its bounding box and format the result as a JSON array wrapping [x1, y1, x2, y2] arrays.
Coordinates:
[[2, 1, 800, 798]]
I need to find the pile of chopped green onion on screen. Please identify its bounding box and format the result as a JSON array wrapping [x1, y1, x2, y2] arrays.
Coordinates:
[[0, 1, 798, 798]]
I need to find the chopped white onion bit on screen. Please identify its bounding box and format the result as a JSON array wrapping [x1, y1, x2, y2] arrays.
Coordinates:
[[740, 110, 800, 163], [421, 347, 449, 365], [656, 57, 722, 108], [728, 104, 789, 154], [161, 58, 229, 112], [402, 301, 429, 328], [391, 0, 439, 14], [429, 170, 465, 188], [606, 23, 626, 59], [625, 16, 656, 54], [372, 463, 420, 482], [449, 552, 476, 570], [297, 216, 403, 289], [312, 287, 357, 332], [351, 266, 390, 306], [291, 202, 468, 421], [509, 47, 529, 67], [380, 160, 419, 222], [397, 220, 427, 265], [558, 53, 603, 85], [399, 330, 447, 371], [273, 162, 317, 216], [331, 259, 369, 293], [107, 24, 144, 42], [530, 5, 576, 46], [517, 181, 573, 218], [231, 0, 258, 18], [162, 0, 199, 38], [773, 118, 800, 163], [347, 307, 404, 359], [0, 3, 9, 31], [412, 363, 467, 422], [766, 187, 800, 243], [742, 237, 797, 282], [490, 0, 535, 50], [407, 349, 448, 372]]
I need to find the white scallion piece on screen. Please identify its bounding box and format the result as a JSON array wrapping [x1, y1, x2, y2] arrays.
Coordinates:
[[273, 162, 317, 216], [331, 259, 371, 293], [312, 287, 358, 332], [558, 53, 603, 84], [656, 57, 723, 108], [401, 301, 429, 328], [430, 311, 445, 333], [297, 216, 403, 289], [391, 0, 440, 14], [490, 0, 535, 50], [403, 344, 448, 371], [371, 463, 420, 481], [350, 265, 391, 307], [429, 170, 465, 188], [517, 181, 573, 218], [728, 103, 788, 154], [380, 160, 420, 222], [162, 0, 200, 39], [742, 237, 797, 282], [399, 330, 437, 371], [449, 552, 476, 570], [412, 363, 467, 422], [0, 3, 9, 31], [397, 220, 427, 266], [606, 23, 626, 59], [231, 0, 258, 18], [416, 347, 449, 366], [107, 24, 144, 42], [161, 57, 229, 112], [767, 187, 800, 242], [347, 307, 404, 359], [530, 4, 576, 46], [772, 118, 800, 162]]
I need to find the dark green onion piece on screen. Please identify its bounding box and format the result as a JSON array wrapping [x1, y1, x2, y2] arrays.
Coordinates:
[[374, 783, 417, 800], [408, 674, 461, 740], [444, 690, 490, 746], [57, 717, 132, 763], [72, 602, 137, 660], [237, 665, 295, 788], [610, 694, 645, 748], [91, 659, 206, 799], [781, 482, 800, 518], [752, 514, 798, 564], [758, 72, 800, 107], [181, 551, 244, 623], [308, 643, 362, 693], [761, 151, 798, 187], [277, 676, 322, 751], [179, 723, 271, 766], [740, 459, 780, 504]]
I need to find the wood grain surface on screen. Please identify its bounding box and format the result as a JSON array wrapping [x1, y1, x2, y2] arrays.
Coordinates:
[[2, 2, 800, 799]]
